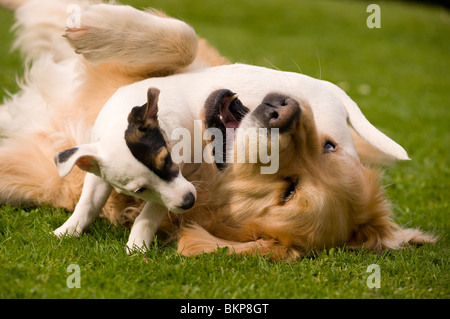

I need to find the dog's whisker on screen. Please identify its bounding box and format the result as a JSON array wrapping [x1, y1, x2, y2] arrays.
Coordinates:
[[264, 58, 280, 72], [290, 59, 303, 74], [264, 57, 294, 87]]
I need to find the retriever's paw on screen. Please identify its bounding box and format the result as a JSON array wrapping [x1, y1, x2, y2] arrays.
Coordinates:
[[63, 3, 197, 68], [63, 4, 126, 63]]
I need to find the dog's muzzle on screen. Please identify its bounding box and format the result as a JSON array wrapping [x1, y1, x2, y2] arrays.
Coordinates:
[[253, 93, 301, 133]]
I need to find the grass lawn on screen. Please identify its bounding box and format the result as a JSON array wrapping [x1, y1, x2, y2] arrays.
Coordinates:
[[0, 0, 449, 299]]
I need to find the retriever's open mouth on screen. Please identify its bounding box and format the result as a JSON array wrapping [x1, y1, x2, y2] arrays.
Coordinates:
[[219, 92, 249, 129], [204, 89, 250, 170]]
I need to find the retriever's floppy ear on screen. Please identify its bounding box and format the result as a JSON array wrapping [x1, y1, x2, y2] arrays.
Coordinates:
[[54, 144, 102, 177], [324, 81, 410, 161], [347, 169, 436, 251], [350, 127, 397, 166]]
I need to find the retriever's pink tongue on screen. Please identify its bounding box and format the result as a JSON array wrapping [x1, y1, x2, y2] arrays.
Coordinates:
[[226, 122, 239, 129], [220, 104, 239, 129]]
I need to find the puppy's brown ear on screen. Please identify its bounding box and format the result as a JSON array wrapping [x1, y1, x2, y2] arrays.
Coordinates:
[[348, 168, 436, 251], [127, 87, 160, 128], [144, 87, 160, 123]]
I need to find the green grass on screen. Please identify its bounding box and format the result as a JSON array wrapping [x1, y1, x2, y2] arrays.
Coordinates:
[[0, 0, 449, 299]]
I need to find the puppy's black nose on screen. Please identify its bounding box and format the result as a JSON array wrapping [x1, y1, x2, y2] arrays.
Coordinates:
[[253, 93, 301, 132], [178, 192, 196, 211]]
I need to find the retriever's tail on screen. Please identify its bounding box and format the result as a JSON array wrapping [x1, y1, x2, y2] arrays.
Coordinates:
[[0, 0, 28, 11], [0, 55, 80, 137], [9, 0, 99, 62]]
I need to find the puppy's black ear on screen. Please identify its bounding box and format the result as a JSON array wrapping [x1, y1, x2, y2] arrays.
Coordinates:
[[54, 144, 102, 177], [144, 87, 160, 123], [127, 87, 160, 128]]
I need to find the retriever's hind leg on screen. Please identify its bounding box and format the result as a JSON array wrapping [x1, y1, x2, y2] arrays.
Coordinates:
[[8, 0, 100, 62], [65, 4, 198, 75]]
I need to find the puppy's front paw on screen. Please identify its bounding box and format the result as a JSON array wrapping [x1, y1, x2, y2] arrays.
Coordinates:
[[53, 224, 82, 238], [125, 239, 152, 255]]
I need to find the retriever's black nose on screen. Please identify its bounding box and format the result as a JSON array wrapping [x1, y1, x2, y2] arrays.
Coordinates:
[[178, 192, 196, 211], [253, 93, 301, 132]]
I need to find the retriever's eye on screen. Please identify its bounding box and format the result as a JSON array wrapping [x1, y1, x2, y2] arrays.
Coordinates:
[[133, 187, 146, 194], [324, 139, 337, 153], [283, 179, 298, 203]]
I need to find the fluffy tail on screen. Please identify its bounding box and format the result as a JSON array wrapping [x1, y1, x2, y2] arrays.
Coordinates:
[[0, 55, 79, 137], [0, 0, 28, 11]]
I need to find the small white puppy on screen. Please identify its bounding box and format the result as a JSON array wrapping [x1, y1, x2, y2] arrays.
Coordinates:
[[53, 87, 196, 252]]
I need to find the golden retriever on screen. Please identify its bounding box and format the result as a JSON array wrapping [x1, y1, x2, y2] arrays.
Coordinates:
[[161, 92, 435, 260]]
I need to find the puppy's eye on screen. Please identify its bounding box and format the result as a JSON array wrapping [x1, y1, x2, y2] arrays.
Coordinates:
[[283, 179, 298, 203], [324, 139, 337, 153], [133, 187, 146, 194], [164, 154, 174, 168]]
